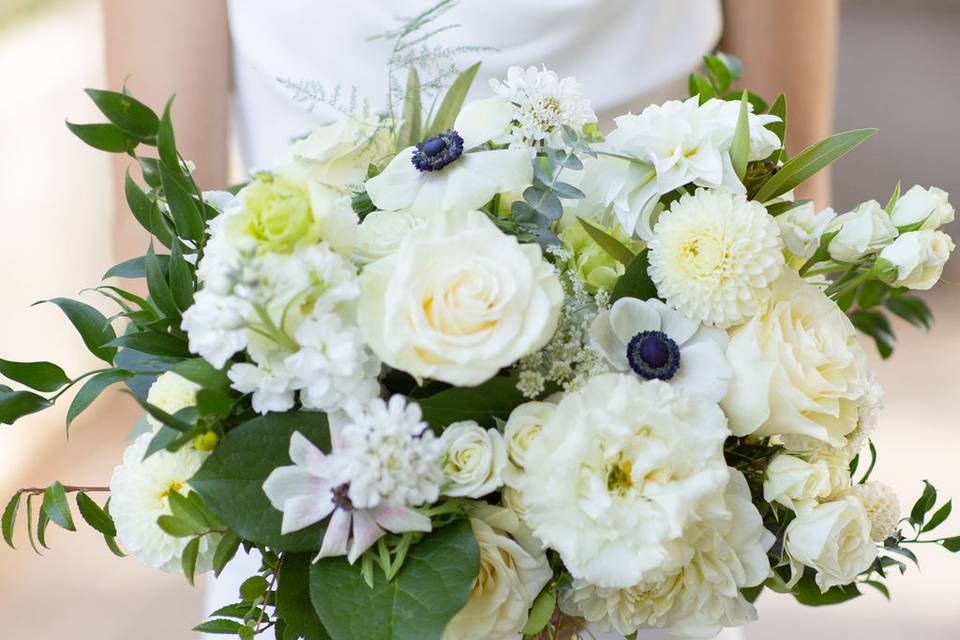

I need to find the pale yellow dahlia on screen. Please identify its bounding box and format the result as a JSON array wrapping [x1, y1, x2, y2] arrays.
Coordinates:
[[648, 189, 783, 328]]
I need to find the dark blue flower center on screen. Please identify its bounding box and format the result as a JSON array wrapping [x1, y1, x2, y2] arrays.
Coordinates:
[[411, 130, 464, 172], [626, 330, 681, 381]]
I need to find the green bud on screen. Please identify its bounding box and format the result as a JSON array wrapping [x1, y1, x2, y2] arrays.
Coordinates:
[[194, 431, 219, 452]]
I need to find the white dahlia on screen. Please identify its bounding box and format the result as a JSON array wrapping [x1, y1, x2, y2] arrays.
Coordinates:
[[512, 373, 729, 588], [145, 372, 202, 430], [648, 188, 783, 328]]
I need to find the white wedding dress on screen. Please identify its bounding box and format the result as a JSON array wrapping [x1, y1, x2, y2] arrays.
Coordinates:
[[207, 2, 744, 639]]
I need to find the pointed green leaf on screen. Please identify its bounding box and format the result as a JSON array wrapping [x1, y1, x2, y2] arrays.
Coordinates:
[[106, 332, 191, 359], [66, 369, 133, 429], [145, 244, 180, 318], [922, 499, 953, 533], [66, 122, 135, 153], [399, 67, 422, 147], [168, 243, 196, 311], [611, 250, 658, 303], [144, 425, 181, 459], [171, 359, 232, 395], [0, 358, 69, 393], [576, 217, 636, 266], [687, 72, 714, 103], [277, 553, 328, 640], [192, 620, 244, 634], [417, 375, 526, 430], [703, 54, 732, 93], [85, 88, 159, 139], [157, 514, 204, 538], [75, 492, 117, 537], [521, 588, 557, 635], [2, 491, 22, 548], [884, 180, 901, 215], [941, 536, 960, 552], [765, 199, 811, 218], [766, 93, 788, 147], [161, 164, 205, 244], [182, 536, 201, 585], [426, 62, 481, 137], [38, 298, 117, 364], [42, 482, 76, 532], [0, 390, 52, 425], [730, 91, 751, 180], [157, 96, 180, 173], [25, 495, 39, 554], [36, 504, 51, 548], [104, 253, 170, 280], [213, 532, 242, 577], [911, 480, 938, 524], [885, 296, 933, 331]]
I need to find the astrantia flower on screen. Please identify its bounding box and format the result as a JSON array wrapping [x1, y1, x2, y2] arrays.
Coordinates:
[[648, 188, 784, 328], [110, 433, 217, 574], [145, 371, 202, 430], [365, 98, 532, 218], [589, 297, 731, 403], [489, 65, 597, 150], [513, 373, 729, 588]]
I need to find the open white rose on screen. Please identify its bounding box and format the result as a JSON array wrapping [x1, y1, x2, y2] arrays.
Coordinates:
[[722, 271, 869, 447], [877, 229, 954, 290], [890, 185, 954, 230], [785, 498, 878, 592], [440, 421, 508, 498], [443, 504, 552, 640], [826, 200, 897, 262], [294, 115, 391, 192], [358, 210, 563, 386], [353, 209, 422, 265], [763, 453, 832, 511]]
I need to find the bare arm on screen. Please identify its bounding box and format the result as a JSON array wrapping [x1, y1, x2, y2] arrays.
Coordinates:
[[103, 0, 231, 264], [721, 0, 839, 205]]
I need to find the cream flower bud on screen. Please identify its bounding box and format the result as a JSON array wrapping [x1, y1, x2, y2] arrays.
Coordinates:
[[503, 401, 555, 471], [877, 229, 954, 290], [890, 185, 955, 230], [777, 202, 837, 262], [763, 453, 832, 511], [145, 372, 202, 431], [844, 482, 901, 542], [826, 200, 898, 262], [440, 421, 508, 498], [353, 210, 422, 265]]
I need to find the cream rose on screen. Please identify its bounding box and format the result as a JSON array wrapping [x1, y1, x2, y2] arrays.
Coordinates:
[[722, 271, 869, 447], [294, 115, 391, 191], [784, 498, 878, 592], [826, 200, 897, 262], [503, 401, 555, 473], [877, 229, 954, 290], [358, 210, 563, 386], [763, 453, 832, 511], [353, 209, 422, 265], [443, 504, 552, 640], [440, 421, 508, 498], [890, 185, 954, 230]]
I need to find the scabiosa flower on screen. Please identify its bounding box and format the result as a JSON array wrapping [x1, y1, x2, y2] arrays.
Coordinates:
[[648, 188, 784, 328]]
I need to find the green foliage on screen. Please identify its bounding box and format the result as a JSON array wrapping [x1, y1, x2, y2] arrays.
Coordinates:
[[84, 88, 159, 140], [417, 374, 527, 430], [182, 536, 201, 585], [66, 122, 136, 153], [213, 532, 242, 577], [2, 491, 22, 548], [792, 574, 861, 606], [42, 482, 76, 532], [611, 250, 658, 303], [576, 217, 636, 266], [66, 369, 134, 430], [730, 91, 751, 180], [75, 492, 116, 537], [765, 199, 811, 218], [521, 587, 557, 635], [37, 298, 117, 364], [277, 554, 330, 640], [849, 309, 896, 359], [398, 67, 423, 148], [0, 389, 52, 425], [425, 62, 481, 137]]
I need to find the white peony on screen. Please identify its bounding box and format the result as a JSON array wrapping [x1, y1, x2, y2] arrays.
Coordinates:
[[352, 209, 423, 265], [145, 372, 202, 430], [776, 202, 837, 264], [294, 115, 391, 192], [844, 482, 901, 542], [890, 185, 954, 230], [723, 271, 869, 447], [109, 433, 216, 574], [513, 374, 729, 588], [763, 453, 833, 511], [785, 497, 878, 592], [503, 401, 555, 473], [648, 188, 784, 328], [443, 504, 552, 640], [877, 229, 954, 290], [358, 210, 563, 386], [589, 297, 731, 403], [826, 200, 898, 262], [439, 421, 508, 498]]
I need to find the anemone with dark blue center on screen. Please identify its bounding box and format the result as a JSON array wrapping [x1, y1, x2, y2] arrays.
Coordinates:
[[626, 330, 681, 381], [410, 129, 465, 172]]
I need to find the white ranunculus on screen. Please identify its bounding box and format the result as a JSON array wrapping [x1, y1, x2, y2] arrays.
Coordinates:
[[443, 504, 552, 640], [722, 271, 869, 447], [785, 498, 878, 592], [890, 185, 955, 230], [358, 210, 563, 386], [826, 200, 898, 262], [503, 401, 554, 473], [352, 209, 422, 265], [514, 374, 730, 588], [763, 453, 832, 511], [877, 229, 954, 290], [145, 372, 202, 430], [777, 202, 837, 263], [440, 421, 508, 498], [294, 115, 391, 191]]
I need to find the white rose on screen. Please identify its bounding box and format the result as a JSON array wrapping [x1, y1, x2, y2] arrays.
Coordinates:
[[503, 401, 555, 472], [722, 271, 869, 447], [444, 504, 552, 640], [440, 421, 507, 498], [358, 210, 563, 386], [785, 498, 878, 592], [826, 200, 898, 262], [844, 482, 901, 542], [353, 209, 422, 265], [777, 202, 837, 263], [294, 115, 391, 191], [890, 185, 955, 230], [145, 372, 202, 430], [763, 453, 832, 511], [877, 229, 954, 290]]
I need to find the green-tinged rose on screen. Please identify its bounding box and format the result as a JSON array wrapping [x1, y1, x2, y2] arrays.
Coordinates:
[[230, 173, 320, 254], [559, 222, 638, 292]]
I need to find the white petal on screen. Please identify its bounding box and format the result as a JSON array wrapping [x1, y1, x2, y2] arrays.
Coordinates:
[[280, 494, 335, 534], [460, 148, 533, 195], [348, 510, 386, 564], [417, 163, 495, 216], [365, 148, 423, 211], [262, 466, 328, 510], [316, 508, 351, 560], [371, 503, 432, 534], [673, 341, 732, 404], [588, 311, 630, 371], [454, 98, 515, 149], [652, 299, 700, 345], [288, 431, 327, 472], [609, 298, 661, 344]]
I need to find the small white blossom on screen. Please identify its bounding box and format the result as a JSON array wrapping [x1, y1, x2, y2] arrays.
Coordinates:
[[181, 290, 250, 369], [228, 346, 298, 414], [439, 421, 507, 498]]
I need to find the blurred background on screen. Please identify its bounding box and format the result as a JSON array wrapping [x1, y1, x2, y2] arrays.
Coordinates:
[[0, 0, 957, 638]]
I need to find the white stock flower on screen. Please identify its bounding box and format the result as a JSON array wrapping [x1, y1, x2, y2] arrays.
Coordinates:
[[723, 271, 869, 447], [777, 202, 837, 263], [294, 115, 391, 192], [514, 374, 729, 588], [785, 498, 878, 592], [440, 421, 507, 498], [844, 482, 901, 542], [145, 372, 202, 430], [878, 229, 954, 290], [503, 401, 555, 472], [365, 98, 532, 218], [890, 185, 954, 230], [228, 347, 297, 415], [110, 433, 216, 574], [443, 504, 552, 640], [826, 200, 898, 262], [358, 210, 563, 386], [648, 188, 784, 328], [181, 290, 249, 368], [489, 65, 597, 149], [589, 297, 731, 402], [763, 453, 832, 511], [353, 209, 422, 265]]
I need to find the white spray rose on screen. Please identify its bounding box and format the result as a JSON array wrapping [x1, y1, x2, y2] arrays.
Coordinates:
[[357, 210, 563, 386], [440, 421, 508, 498], [763, 453, 833, 511], [777, 202, 837, 263], [890, 185, 954, 230], [294, 115, 391, 191], [503, 401, 555, 472], [877, 229, 954, 290], [353, 210, 422, 265], [826, 200, 898, 262], [785, 498, 878, 592]]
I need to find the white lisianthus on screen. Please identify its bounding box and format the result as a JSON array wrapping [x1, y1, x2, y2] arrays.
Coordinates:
[[877, 229, 954, 290], [763, 453, 832, 511], [145, 372, 202, 430], [294, 115, 391, 192], [358, 210, 563, 386], [503, 401, 554, 473], [589, 297, 731, 402], [826, 200, 898, 262], [352, 210, 422, 265], [785, 498, 878, 592], [648, 188, 784, 328], [443, 504, 552, 640], [439, 421, 507, 498], [890, 185, 955, 230], [723, 271, 869, 447], [844, 482, 901, 542], [776, 202, 837, 264], [365, 98, 532, 218], [109, 433, 217, 574], [514, 374, 729, 588]]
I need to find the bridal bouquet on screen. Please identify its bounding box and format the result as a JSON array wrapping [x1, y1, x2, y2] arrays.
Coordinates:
[[2, 44, 959, 640]]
